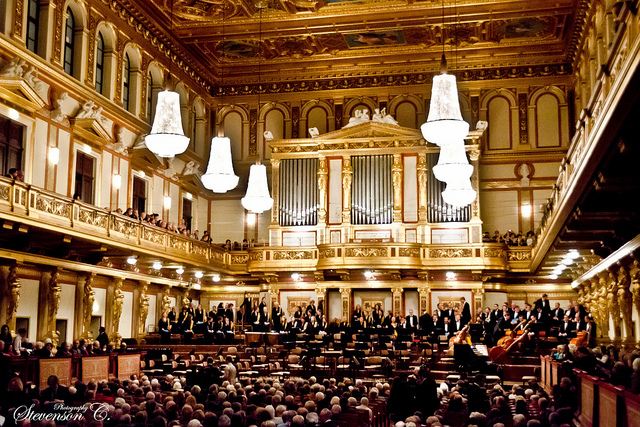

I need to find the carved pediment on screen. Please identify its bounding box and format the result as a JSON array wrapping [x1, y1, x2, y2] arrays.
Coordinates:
[[71, 117, 113, 146], [320, 121, 424, 140], [0, 77, 47, 112]]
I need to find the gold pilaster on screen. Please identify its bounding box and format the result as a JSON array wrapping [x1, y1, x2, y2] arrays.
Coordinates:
[[270, 158, 281, 225], [138, 281, 150, 337], [392, 154, 403, 222], [339, 287, 351, 321], [45, 269, 62, 345], [109, 278, 124, 346], [417, 153, 428, 223], [316, 287, 327, 316], [391, 287, 403, 316], [418, 285, 430, 315], [317, 156, 328, 224], [341, 157, 352, 224]]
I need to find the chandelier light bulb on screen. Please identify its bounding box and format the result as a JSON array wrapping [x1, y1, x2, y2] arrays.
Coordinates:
[[241, 163, 273, 213], [441, 177, 477, 207], [176, 267, 184, 275], [145, 90, 190, 158], [212, 274, 221, 283], [202, 136, 239, 193], [126, 256, 137, 265], [194, 271, 204, 279], [152, 261, 162, 270]]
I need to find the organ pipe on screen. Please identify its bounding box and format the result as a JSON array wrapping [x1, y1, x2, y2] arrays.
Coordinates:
[[426, 152, 470, 223], [351, 155, 393, 225], [278, 159, 318, 226]]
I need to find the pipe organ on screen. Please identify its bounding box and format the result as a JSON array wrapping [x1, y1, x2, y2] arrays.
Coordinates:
[[268, 121, 484, 246], [278, 159, 319, 226], [351, 155, 393, 225], [427, 153, 471, 223]]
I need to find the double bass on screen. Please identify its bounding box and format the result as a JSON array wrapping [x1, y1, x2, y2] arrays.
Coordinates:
[[489, 318, 535, 363]]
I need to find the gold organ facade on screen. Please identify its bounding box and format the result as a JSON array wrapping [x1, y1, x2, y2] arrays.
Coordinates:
[[0, 0, 637, 346]]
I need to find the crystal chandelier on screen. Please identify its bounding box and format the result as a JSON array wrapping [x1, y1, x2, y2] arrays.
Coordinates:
[[241, 3, 273, 214], [241, 163, 273, 213], [145, 90, 190, 158], [420, 55, 469, 146], [432, 138, 473, 183], [201, 136, 239, 193]]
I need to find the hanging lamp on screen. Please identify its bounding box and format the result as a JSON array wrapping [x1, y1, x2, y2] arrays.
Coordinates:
[[144, 1, 189, 158], [201, 8, 238, 193], [201, 136, 239, 193], [241, 3, 273, 213]]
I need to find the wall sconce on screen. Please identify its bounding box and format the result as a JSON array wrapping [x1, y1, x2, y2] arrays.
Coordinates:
[[521, 203, 532, 218], [48, 147, 60, 165], [112, 174, 122, 189], [184, 192, 192, 200], [246, 213, 257, 226], [163, 196, 172, 209]]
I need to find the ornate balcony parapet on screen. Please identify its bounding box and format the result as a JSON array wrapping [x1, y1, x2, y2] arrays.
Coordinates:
[[0, 178, 531, 274]]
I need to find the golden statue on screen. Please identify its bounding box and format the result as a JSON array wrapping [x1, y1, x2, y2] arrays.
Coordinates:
[[631, 259, 640, 322], [82, 274, 95, 339], [111, 279, 124, 345], [606, 269, 621, 341], [392, 154, 403, 213], [5, 265, 21, 333], [342, 158, 352, 208], [47, 270, 61, 346], [139, 283, 150, 336], [597, 273, 610, 339], [161, 287, 171, 315], [617, 265, 634, 342]]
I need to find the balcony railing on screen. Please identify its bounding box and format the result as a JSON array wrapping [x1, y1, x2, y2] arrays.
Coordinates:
[[0, 177, 531, 274]]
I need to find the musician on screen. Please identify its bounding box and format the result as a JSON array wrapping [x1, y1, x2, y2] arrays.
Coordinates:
[[260, 306, 270, 331], [513, 315, 529, 333], [181, 312, 194, 342], [398, 316, 409, 331], [453, 314, 464, 333], [489, 304, 502, 325], [406, 309, 418, 330], [194, 304, 206, 333], [168, 306, 178, 327], [221, 317, 234, 343], [523, 303, 534, 320], [442, 305, 455, 323], [250, 305, 262, 331], [534, 294, 551, 315], [306, 300, 317, 317], [434, 303, 444, 322], [442, 317, 455, 339], [459, 297, 471, 325], [225, 303, 235, 322], [382, 310, 394, 328], [511, 306, 521, 324], [558, 314, 575, 339], [319, 315, 328, 331], [272, 302, 284, 331], [494, 312, 512, 341], [352, 305, 363, 328], [158, 312, 171, 343], [585, 315, 596, 347], [551, 303, 565, 326], [574, 313, 587, 332], [419, 310, 434, 335], [534, 306, 548, 325], [373, 304, 384, 326]]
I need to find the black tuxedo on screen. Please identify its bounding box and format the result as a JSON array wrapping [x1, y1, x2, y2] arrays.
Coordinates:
[[443, 322, 455, 338], [419, 313, 434, 334], [551, 308, 564, 322], [272, 307, 284, 331], [406, 315, 418, 329], [460, 302, 471, 324], [558, 321, 574, 337]]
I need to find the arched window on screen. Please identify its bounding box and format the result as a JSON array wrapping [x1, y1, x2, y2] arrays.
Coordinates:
[[122, 53, 131, 110], [95, 32, 105, 94], [26, 0, 40, 53], [146, 72, 153, 119], [63, 8, 75, 75]]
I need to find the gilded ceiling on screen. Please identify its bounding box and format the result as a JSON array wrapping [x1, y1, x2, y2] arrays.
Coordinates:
[[133, 0, 586, 86]]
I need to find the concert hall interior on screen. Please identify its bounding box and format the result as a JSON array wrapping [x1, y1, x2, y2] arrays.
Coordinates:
[[0, 0, 639, 425]]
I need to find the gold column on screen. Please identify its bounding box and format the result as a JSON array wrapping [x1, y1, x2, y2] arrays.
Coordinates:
[[109, 278, 124, 346], [339, 287, 351, 322], [342, 157, 352, 224], [392, 287, 403, 316], [617, 265, 634, 343], [392, 154, 403, 222], [417, 153, 428, 223], [418, 286, 431, 316], [80, 273, 96, 340], [469, 148, 481, 221], [597, 273, 609, 340], [4, 265, 21, 333], [472, 288, 484, 320], [317, 156, 328, 224], [138, 281, 150, 337], [270, 158, 280, 225]]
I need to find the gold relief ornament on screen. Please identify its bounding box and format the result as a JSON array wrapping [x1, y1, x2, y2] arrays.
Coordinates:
[[319, 248, 336, 259], [273, 250, 313, 260], [429, 248, 473, 258], [392, 154, 403, 212], [617, 265, 634, 341], [249, 251, 264, 261], [231, 255, 249, 264], [78, 207, 109, 228], [345, 247, 388, 257], [399, 247, 420, 257], [82, 274, 96, 340], [35, 194, 72, 218], [484, 247, 506, 258], [507, 248, 532, 261]]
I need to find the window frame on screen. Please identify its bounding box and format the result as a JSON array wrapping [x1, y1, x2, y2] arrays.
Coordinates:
[[26, 0, 40, 53], [122, 52, 131, 110], [63, 8, 76, 76], [95, 32, 105, 94]]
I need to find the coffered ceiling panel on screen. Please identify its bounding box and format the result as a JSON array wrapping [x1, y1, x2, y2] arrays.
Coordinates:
[[132, 0, 585, 86]]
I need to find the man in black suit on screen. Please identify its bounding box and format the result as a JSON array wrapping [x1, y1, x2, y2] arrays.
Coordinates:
[[534, 294, 551, 315], [551, 303, 564, 326], [489, 304, 502, 325], [453, 313, 464, 333], [558, 314, 575, 339], [41, 375, 69, 404], [272, 302, 284, 331], [442, 317, 455, 339], [459, 297, 471, 325], [419, 309, 434, 335], [406, 309, 418, 330]]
